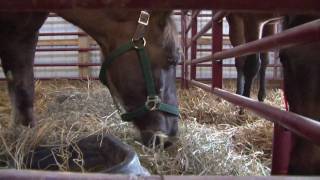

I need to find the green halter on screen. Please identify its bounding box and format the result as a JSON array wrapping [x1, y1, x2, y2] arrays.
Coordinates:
[[99, 11, 179, 122]]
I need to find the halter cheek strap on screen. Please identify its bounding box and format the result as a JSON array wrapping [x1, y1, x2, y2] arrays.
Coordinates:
[[99, 11, 179, 122]]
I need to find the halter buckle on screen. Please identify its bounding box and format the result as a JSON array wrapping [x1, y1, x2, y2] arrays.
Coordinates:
[[138, 11, 150, 26], [145, 96, 161, 111]]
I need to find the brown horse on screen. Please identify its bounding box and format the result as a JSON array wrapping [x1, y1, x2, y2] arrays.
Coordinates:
[[0, 9, 180, 147], [280, 15, 320, 175], [226, 13, 277, 101]]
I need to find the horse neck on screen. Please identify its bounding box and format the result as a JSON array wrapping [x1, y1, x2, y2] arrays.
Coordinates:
[[56, 9, 139, 55]]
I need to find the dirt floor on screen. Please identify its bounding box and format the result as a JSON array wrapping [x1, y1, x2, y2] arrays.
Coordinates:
[[0, 80, 286, 175]]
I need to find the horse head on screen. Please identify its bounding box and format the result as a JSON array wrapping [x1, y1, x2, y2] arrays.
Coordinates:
[[98, 10, 180, 147]]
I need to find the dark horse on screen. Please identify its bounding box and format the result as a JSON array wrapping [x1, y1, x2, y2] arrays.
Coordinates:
[[227, 13, 320, 174], [0, 9, 180, 147], [227, 13, 278, 102], [280, 15, 320, 174]]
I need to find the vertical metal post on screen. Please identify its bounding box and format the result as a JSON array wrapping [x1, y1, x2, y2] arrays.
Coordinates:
[[184, 12, 190, 89], [180, 11, 187, 89], [271, 20, 293, 175], [211, 11, 223, 89], [274, 51, 279, 80], [191, 11, 198, 80], [271, 124, 293, 175]]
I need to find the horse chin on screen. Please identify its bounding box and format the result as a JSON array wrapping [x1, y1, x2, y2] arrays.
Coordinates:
[[140, 130, 178, 149], [131, 110, 179, 148]]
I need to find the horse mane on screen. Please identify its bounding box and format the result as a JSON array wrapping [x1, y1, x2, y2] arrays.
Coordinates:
[[162, 14, 181, 64]]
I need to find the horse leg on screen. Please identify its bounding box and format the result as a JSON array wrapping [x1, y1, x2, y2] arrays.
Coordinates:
[[0, 13, 47, 127], [258, 24, 274, 101], [258, 52, 268, 101], [243, 54, 260, 98], [242, 20, 261, 99], [235, 60, 245, 95], [1, 40, 37, 127], [226, 14, 246, 96]]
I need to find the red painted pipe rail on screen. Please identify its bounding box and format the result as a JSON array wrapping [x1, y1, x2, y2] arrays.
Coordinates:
[[177, 63, 281, 68], [192, 77, 282, 82], [186, 19, 212, 49], [186, 10, 200, 33], [189, 80, 320, 145], [187, 11, 227, 48], [0, 0, 320, 13], [186, 19, 320, 65], [189, 11, 227, 45], [0, 169, 318, 180]]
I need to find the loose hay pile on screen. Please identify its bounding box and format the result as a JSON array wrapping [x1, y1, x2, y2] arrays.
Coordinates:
[[0, 80, 285, 175]]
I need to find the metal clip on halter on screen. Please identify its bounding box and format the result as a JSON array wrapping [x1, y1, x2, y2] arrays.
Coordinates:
[[145, 96, 161, 111], [132, 37, 146, 49], [138, 11, 150, 26]]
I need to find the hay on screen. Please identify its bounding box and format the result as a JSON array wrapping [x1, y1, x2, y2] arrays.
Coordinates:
[[0, 80, 284, 175]]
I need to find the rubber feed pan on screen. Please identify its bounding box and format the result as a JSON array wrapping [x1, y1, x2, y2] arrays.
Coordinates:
[[24, 135, 149, 176]]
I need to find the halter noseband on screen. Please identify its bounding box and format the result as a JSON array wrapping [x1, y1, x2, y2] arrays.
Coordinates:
[[99, 11, 179, 122]]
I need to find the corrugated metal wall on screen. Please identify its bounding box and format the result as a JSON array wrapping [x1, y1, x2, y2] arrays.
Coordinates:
[[36, 16, 101, 79]]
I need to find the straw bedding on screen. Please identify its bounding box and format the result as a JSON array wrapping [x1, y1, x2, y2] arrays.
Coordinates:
[[0, 80, 285, 175]]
